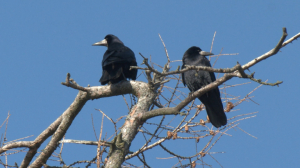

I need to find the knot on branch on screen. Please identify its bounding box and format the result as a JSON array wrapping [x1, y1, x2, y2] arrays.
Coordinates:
[[108, 133, 125, 157], [236, 62, 247, 78], [200, 151, 206, 157]]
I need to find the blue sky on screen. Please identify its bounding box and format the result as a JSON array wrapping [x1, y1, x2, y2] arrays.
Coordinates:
[[0, 1, 299, 167]]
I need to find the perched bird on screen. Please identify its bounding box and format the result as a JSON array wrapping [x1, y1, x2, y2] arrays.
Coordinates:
[[93, 34, 137, 85], [182, 46, 227, 128]]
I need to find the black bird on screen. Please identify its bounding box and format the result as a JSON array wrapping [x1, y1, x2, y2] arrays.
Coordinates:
[[93, 34, 137, 85], [182, 46, 227, 128]]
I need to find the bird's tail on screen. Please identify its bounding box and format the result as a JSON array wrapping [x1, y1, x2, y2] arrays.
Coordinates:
[[199, 91, 227, 128]]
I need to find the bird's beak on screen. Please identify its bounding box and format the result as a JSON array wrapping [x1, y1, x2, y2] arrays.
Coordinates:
[[92, 39, 108, 46], [200, 51, 214, 56]]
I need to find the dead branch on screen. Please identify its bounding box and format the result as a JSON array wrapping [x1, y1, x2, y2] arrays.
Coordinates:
[[61, 73, 89, 92]]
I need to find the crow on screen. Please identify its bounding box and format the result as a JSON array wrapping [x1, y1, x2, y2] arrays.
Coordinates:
[[182, 46, 227, 128], [93, 34, 137, 85]]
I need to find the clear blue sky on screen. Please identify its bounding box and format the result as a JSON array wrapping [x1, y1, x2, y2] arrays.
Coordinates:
[[1, 1, 299, 167]]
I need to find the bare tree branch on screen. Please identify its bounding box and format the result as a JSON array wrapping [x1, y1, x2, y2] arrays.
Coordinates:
[[61, 73, 89, 92], [241, 27, 288, 70], [3, 28, 299, 167]]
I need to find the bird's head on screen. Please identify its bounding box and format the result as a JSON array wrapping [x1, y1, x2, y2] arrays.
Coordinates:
[[184, 46, 214, 57], [92, 34, 124, 47]]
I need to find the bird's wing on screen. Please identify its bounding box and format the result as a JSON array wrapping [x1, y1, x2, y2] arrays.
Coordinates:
[[202, 71, 215, 84], [102, 47, 135, 67], [200, 57, 216, 83], [181, 64, 186, 86], [209, 71, 216, 82], [203, 71, 221, 97], [102, 50, 116, 67]]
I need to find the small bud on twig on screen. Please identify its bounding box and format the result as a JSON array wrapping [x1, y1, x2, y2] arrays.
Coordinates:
[[200, 119, 205, 126], [185, 125, 189, 132], [197, 104, 203, 111], [167, 131, 173, 139], [191, 161, 196, 168], [225, 102, 234, 112], [206, 115, 210, 123], [172, 132, 177, 140], [200, 152, 206, 157]]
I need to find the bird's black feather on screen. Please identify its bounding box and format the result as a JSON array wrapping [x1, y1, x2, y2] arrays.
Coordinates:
[[96, 34, 137, 85], [182, 46, 227, 128]]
